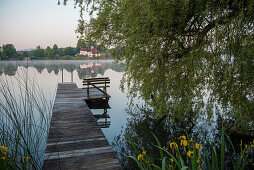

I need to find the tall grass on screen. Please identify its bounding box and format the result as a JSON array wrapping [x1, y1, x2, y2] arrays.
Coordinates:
[[128, 127, 254, 169], [0, 71, 53, 169]]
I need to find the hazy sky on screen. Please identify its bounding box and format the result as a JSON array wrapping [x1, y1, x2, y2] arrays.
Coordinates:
[[0, 0, 90, 50]]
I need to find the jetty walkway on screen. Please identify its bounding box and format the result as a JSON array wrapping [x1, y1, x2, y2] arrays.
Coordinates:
[[43, 82, 121, 169]]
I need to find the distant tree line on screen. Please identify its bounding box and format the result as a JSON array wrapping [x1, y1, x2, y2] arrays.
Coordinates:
[[0, 43, 111, 60], [32, 44, 79, 59]]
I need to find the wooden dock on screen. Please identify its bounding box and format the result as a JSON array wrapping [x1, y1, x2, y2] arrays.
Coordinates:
[[43, 83, 121, 169]]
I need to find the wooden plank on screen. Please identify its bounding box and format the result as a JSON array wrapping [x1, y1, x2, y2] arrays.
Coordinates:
[[43, 83, 121, 169], [83, 77, 109, 81], [82, 85, 110, 89], [84, 79, 110, 83], [83, 81, 110, 86]]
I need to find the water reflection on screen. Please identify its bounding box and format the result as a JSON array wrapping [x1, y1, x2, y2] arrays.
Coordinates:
[[86, 99, 111, 128], [112, 104, 254, 169], [0, 60, 253, 168], [0, 60, 125, 79], [0, 60, 127, 167]]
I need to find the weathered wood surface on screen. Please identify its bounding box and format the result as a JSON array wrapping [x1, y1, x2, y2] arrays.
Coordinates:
[[43, 83, 121, 169], [83, 77, 110, 100]]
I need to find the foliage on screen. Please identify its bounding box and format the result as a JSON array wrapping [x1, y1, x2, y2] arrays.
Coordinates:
[[45, 46, 52, 58], [52, 44, 59, 57], [33, 46, 45, 58], [77, 38, 88, 48], [62, 0, 254, 130], [2, 44, 16, 58], [23, 51, 29, 57], [64, 46, 77, 56], [0, 51, 8, 60], [112, 104, 254, 169], [127, 131, 254, 169]]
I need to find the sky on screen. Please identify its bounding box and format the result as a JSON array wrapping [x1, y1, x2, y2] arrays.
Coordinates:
[[0, 0, 90, 50]]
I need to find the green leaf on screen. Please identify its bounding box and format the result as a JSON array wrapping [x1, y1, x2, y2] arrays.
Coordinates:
[[128, 156, 144, 169], [152, 133, 164, 160], [162, 157, 166, 170], [221, 126, 225, 170]]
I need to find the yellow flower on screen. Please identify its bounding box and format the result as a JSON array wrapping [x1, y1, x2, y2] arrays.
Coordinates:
[[244, 144, 248, 149], [178, 136, 186, 140], [190, 138, 193, 142], [170, 158, 174, 163], [0, 157, 6, 160], [181, 140, 188, 147], [251, 144, 254, 148], [196, 143, 202, 149], [187, 150, 193, 157], [170, 142, 178, 149], [197, 159, 200, 164], [0, 146, 9, 153], [142, 148, 146, 155], [137, 154, 142, 161], [24, 156, 30, 161], [163, 146, 166, 150]]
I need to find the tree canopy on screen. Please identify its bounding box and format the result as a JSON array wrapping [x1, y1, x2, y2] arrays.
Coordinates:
[[2, 44, 16, 58], [66, 0, 254, 129], [52, 44, 59, 57], [64, 46, 76, 56], [33, 46, 45, 58]]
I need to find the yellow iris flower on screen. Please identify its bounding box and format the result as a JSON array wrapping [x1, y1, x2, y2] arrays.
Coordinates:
[[178, 136, 186, 140], [0, 146, 9, 152], [187, 150, 193, 157], [170, 142, 178, 149], [196, 143, 202, 149], [181, 139, 188, 146]]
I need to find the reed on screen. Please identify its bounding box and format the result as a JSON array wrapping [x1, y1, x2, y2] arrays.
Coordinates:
[[0, 71, 53, 169]]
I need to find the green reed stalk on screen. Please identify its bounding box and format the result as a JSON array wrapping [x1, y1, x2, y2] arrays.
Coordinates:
[[0, 71, 53, 169]]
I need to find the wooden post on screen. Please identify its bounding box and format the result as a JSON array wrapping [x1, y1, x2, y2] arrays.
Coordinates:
[[104, 79, 107, 97], [87, 81, 90, 99], [71, 70, 73, 83], [62, 69, 63, 83]]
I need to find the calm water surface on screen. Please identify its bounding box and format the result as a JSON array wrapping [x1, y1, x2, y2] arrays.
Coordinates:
[[0, 60, 131, 143], [0, 60, 253, 169]]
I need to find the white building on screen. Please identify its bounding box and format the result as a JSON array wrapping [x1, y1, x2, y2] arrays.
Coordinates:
[[80, 46, 101, 57]]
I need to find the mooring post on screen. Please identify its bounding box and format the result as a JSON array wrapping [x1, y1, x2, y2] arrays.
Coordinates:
[[87, 81, 90, 99], [62, 69, 63, 83], [104, 79, 107, 97], [71, 70, 73, 83]]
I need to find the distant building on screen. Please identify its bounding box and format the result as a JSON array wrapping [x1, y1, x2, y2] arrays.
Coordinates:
[[80, 46, 101, 57]]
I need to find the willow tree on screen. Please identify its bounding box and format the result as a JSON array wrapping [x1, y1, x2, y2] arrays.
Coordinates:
[[62, 0, 254, 129]]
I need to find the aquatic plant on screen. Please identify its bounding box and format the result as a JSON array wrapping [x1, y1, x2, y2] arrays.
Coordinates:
[[127, 128, 254, 169], [0, 70, 53, 169]]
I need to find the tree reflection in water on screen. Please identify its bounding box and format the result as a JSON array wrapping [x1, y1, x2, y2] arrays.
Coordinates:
[[112, 104, 253, 169], [0, 61, 125, 79]]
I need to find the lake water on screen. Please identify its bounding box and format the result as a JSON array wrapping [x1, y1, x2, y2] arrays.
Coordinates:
[[0, 60, 253, 169], [0, 60, 132, 142]]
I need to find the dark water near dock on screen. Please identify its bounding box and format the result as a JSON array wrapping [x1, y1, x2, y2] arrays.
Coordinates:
[[0, 60, 253, 169]]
